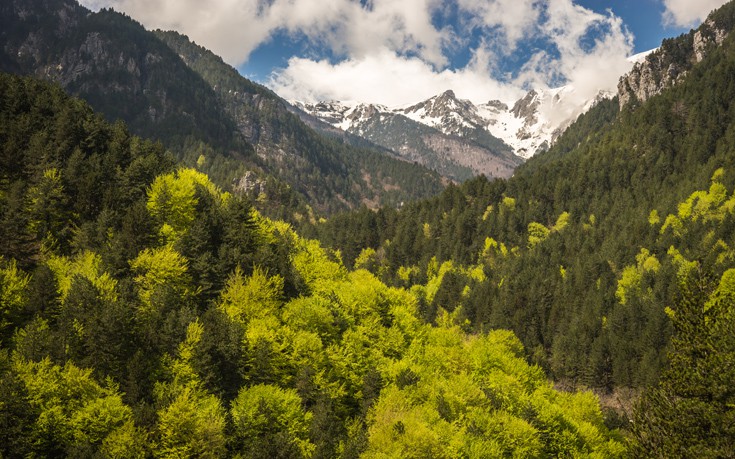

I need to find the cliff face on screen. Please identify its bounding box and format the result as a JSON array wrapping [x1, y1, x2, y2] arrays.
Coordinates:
[[1, 0, 242, 153], [618, 17, 731, 109], [1, 0, 447, 215]]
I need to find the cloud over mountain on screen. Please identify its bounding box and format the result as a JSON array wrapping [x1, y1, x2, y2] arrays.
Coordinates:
[[76, 0, 726, 108], [663, 0, 730, 27]]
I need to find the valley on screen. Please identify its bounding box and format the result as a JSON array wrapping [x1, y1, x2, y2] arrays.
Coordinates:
[[1, 0, 734, 457]]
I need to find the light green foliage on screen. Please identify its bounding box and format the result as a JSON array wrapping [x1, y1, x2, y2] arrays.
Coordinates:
[[281, 296, 337, 340], [616, 248, 660, 304], [354, 247, 377, 270], [46, 250, 117, 303], [648, 209, 661, 225], [291, 238, 347, 293], [661, 170, 735, 236], [130, 245, 191, 311], [154, 320, 227, 458], [156, 387, 226, 458], [168, 320, 204, 390], [423, 260, 455, 304], [527, 222, 550, 248], [426, 256, 439, 280], [13, 357, 141, 454], [480, 236, 509, 263], [482, 204, 494, 221], [704, 268, 735, 314], [0, 258, 29, 330], [422, 222, 431, 239], [397, 265, 420, 284], [364, 328, 624, 458], [147, 168, 228, 242], [219, 266, 283, 324], [667, 247, 699, 282], [231, 384, 314, 458], [501, 196, 516, 212], [528, 212, 570, 248], [553, 211, 571, 232], [637, 248, 661, 273]]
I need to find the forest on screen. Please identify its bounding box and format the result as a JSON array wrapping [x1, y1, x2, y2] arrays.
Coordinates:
[[2, 1, 735, 457], [0, 73, 631, 457]]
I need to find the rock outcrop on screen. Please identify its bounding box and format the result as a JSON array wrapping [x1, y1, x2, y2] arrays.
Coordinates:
[[618, 18, 730, 109]]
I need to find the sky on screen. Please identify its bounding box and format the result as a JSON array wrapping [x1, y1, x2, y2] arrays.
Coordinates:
[[78, 0, 730, 107]]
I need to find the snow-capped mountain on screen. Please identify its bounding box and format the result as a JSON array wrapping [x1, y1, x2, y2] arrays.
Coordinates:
[[291, 97, 522, 182], [294, 86, 610, 166]]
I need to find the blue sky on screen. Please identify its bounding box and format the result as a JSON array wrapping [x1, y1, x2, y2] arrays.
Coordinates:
[[80, 0, 727, 105], [242, 0, 690, 82]]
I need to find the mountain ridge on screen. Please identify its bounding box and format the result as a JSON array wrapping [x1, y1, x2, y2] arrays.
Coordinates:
[[0, 0, 446, 215], [295, 84, 618, 165], [292, 98, 522, 181]]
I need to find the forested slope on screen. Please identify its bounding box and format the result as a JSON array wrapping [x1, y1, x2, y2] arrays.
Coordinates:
[[308, 0, 735, 397], [0, 73, 628, 457], [0, 0, 445, 216]]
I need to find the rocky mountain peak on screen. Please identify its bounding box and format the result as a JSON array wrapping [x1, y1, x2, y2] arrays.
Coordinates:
[[483, 100, 509, 112], [617, 11, 731, 109], [511, 90, 540, 123]]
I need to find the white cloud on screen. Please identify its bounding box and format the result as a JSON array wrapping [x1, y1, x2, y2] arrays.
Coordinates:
[[272, 0, 633, 111], [456, 0, 540, 50], [268, 48, 524, 106], [523, 1, 634, 125], [79, 0, 635, 110], [662, 0, 729, 27], [78, 0, 452, 68]]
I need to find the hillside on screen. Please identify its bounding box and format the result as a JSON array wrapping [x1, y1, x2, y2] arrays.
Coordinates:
[[308, 0, 735, 402], [0, 0, 445, 215], [293, 96, 522, 182], [0, 73, 625, 458]]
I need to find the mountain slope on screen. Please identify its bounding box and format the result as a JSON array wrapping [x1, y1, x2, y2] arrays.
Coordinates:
[[0, 72, 626, 459], [0, 0, 445, 215], [293, 99, 522, 181], [309, 0, 735, 396]]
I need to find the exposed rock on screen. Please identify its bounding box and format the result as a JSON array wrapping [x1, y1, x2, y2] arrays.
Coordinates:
[[233, 171, 265, 195], [618, 17, 730, 109], [511, 90, 540, 125]]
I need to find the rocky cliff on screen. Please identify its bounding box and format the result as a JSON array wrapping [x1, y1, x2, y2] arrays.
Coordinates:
[[618, 14, 732, 108]]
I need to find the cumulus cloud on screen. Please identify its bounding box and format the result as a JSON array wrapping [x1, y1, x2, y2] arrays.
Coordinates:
[[78, 0, 453, 68], [518, 1, 634, 125], [456, 0, 540, 50], [269, 48, 524, 106], [662, 0, 729, 27], [79, 0, 635, 109], [272, 0, 633, 109]]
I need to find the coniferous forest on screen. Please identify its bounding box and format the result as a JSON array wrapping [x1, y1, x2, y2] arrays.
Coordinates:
[[2, 0, 735, 458]]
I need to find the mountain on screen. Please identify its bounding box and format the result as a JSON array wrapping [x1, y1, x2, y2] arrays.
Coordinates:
[[293, 97, 522, 181], [0, 0, 445, 215], [308, 0, 735, 419], [296, 85, 615, 170], [618, 14, 732, 108]]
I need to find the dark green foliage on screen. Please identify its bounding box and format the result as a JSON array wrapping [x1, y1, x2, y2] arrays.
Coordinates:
[[309, 2, 735, 391], [1, 1, 446, 218], [632, 269, 735, 457], [0, 73, 173, 263]]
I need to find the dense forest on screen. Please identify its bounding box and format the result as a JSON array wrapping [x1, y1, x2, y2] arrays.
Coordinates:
[[302, 2, 735, 454], [0, 73, 629, 457], [2, 0, 735, 456], [0, 0, 446, 218]]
